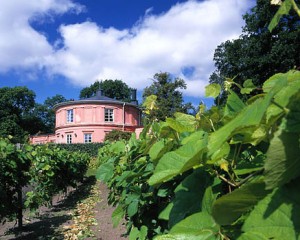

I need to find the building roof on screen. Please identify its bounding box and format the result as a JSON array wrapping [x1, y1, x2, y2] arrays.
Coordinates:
[[53, 90, 139, 111]]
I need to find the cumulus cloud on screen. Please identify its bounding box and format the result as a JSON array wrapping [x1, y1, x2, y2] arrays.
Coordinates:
[[0, 0, 255, 97], [0, 0, 83, 72]]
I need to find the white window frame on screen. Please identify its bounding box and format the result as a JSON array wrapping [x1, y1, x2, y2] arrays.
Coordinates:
[[104, 108, 114, 122], [67, 109, 74, 123], [66, 134, 72, 144], [84, 133, 92, 143]]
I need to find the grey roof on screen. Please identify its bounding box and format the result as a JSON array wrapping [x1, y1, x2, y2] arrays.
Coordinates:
[[53, 89, 139, 111]]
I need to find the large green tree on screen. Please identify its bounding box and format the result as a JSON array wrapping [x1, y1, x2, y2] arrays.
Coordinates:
[[31, 94, 67, 133], [0, 87, 66, 142], [142, 72, 193, 122], [0, 87, 36, 142], [79, 79, 132, 102], [210, 0, 300, 102]]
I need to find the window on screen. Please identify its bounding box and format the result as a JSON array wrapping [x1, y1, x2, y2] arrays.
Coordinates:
[[105, 108, 114, 122], [67, 134, 72, 144], [67, 109, 73, 123], [84, 133, 92, 143]]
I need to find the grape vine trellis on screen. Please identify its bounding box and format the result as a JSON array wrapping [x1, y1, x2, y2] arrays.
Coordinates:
[[97, 70, 300, 239], [96, 3, 300, 238], [0, 138, 90, 229]]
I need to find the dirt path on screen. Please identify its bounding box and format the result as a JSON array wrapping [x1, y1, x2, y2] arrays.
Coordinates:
[[0, 177, 128, 240]]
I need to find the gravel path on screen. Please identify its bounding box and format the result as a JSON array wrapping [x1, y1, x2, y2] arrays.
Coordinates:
[[0, 178, 128, 240]]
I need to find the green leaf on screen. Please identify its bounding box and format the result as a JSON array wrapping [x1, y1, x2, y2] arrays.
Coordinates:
[[265, 71, 300, 125], [238, 232, 269, 240], [208, 92, 274, 159], [129, 227, 140, 240], [168, 169, 213, 227], [112, 204, 125, 228], [127, 200, 139, 217], [205, 83, 221, 98], [264, 128, 300, 190], [155, 233, 216, 240], [239, 179, 300, 239], [166, 113, 196, 133], [142, 94, 157, 114], [201, 177, 221, 215], [212, 178, 270, 225], [171, 212, 219, 233], [268, 0, 292, 32], [224, 90, 246, 118], [159, 202, 174, 220], [96, 160, 114, 182], [155, 212, 219, 239], [148, 131, 208, 185], [241, 79, 256, 94], [149, 140, 174, 165], [109, 141, 126, 154], [149, 140, 165, 161], [129, 226, 148, 240], [140, 226, 148, 240]]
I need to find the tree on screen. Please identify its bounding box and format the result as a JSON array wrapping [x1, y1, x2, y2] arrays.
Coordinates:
[[209, 0, 300, 103], [30, 94, 67, 133], [0, 87, 36, 142], [142, 72, 193, 122], [79, 79, 132, 101]]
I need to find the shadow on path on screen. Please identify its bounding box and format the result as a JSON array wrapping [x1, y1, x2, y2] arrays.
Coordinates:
[[1, 176, 96, 240]]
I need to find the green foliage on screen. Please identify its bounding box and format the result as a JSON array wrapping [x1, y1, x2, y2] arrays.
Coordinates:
[[210, 0, 300, 104], [142, 72, 194, 122], [50, 142, 103, 158], [95, 70, 300, 239], [104, 130, 132, 142], [79, 79, 132, 101], [0, 138, 90, 226], [0, 86, 36, 142], [0, 138, 32, 221]]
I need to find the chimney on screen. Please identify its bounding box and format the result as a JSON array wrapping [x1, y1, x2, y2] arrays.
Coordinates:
[[96, 88, 104, 97], [130, 89, 138, 105], [131, 88, 137, 101]]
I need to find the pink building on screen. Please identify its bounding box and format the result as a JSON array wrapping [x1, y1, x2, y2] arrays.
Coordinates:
[[30, 90, 142, 144]]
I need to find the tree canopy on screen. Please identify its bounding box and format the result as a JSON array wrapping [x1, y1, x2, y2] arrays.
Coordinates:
[[31, 94, 67, 134], [0, 87, 36, 142], [0, 87, 67, 142], [209, 0, 300, 102], [142, 72, 193, 122], [79, 79, 132, 102]]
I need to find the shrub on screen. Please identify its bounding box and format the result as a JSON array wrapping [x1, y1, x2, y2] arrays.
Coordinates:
[[104, 130, 132, 142]]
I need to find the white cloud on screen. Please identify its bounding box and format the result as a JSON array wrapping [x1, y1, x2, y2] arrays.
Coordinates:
[[0, 0, 255, 98], [0, 0, 83, 72]]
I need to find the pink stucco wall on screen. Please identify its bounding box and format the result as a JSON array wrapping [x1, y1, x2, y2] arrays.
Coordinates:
[[30, 100, 142, 144], [55, 102, 141, 143], [30, 134, 56, 144]]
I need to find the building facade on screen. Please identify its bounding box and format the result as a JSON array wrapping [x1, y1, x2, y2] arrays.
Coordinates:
[[30, 90, 143, 144]]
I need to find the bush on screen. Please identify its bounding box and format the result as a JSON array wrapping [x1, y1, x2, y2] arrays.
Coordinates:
[[49, 143, 103, 157], [104, 130, 132, 142]]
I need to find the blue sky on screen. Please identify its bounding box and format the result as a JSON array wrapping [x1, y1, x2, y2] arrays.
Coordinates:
[[0, 0, 255, 107]]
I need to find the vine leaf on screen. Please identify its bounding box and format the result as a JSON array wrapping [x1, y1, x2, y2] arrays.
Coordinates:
[[112, 204, 125, 228], [264, 129, 300, 189], [208, 95, 272, 159], [239, 179, 300, 239], [148, 131, 208, 185], [212, 178, 270, 225], [96, 159, 114, 182], [168, 169, 213, 228], [155, 212, 219, 240], [165, 112, 196, 133], [205, 83, 221, 98], [268, 0, 292, 32], [223, 90, 245, 119]]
